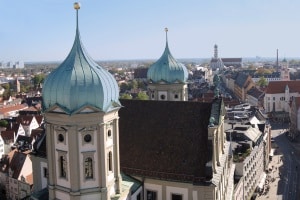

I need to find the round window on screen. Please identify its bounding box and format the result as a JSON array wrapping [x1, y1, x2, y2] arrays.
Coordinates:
[[58, 134, 64, 142], [160, 94, 165, 100], [84, 134, 92, 143]]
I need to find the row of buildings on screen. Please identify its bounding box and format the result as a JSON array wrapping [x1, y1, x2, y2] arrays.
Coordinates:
[[0, 61, 24, 69]]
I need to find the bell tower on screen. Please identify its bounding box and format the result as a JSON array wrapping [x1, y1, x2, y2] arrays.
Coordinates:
[[147, 28, 189, 101], [44, 3, 122, 200]]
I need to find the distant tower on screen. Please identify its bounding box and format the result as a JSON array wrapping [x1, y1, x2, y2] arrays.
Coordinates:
[[281, 58, 290, 81], [147, 28, 188, 101], [276, 49, 279, 71], [42, 3, 122, 199], [15, 78, 20, 93], [214, 44, 218, 59], [210, 44, 224, 71]]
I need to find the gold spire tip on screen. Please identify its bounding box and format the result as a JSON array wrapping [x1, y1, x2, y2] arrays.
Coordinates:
[[165, 27, 168, 32], [74, 2, 81, 10]]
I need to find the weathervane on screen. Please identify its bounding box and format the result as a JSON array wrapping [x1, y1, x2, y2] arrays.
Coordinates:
[[165, 27, 168, 44], [74, 2, 81, 10], [74, 2, 81, 29]]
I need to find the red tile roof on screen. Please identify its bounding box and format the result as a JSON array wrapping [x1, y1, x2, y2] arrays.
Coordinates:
[[16, 116, 34, 126], [35, 115, 43, 125], [0, 104, 28, 115], [266, 81, 300, 94], [1, 130, 14, 143]]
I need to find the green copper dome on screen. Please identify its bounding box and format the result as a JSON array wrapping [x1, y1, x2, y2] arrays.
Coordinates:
[[42, 8, 120, 114], [147, 28, 188, 83]]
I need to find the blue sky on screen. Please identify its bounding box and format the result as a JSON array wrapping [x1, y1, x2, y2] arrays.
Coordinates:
[[1, 0, 300, 62]]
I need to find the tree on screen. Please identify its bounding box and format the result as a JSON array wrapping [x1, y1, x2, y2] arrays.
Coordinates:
[[120, 83, 129, 93], [137, 80, 147, 90], [120, 93, 132, 99], [256, 68, 272, 75], [2, 83, 10, 98], [135, 92, 149, 100], [0, 119, 8, 127], [128, 80, 138, 90], [32, 74, 45, 87], [257, 76, 268, 87]]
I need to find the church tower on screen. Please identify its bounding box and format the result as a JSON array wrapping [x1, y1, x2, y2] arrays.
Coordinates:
[[280, 58, 290, 81], [147, 28, 188, 101], [214, 44, 218, 59], [42, 3, 122, 200]]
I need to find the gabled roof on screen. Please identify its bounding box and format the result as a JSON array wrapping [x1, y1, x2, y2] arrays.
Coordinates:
[[0, 149, 17, 173], [247, 87, 264, 99], [31, 130, 46, 158], [9, 151, 28, 179], [16, 116, 34, 126], [119, 99, 220, 184], [235, 73, 249, 88], [7, 122, 23, 137], [294, 97, 300, 110], [266, 81, 300, 94], [31, 128, 44, 140], [34, 115, 43, 125], [222, 58, 242, 62], [0, 104, 28, 115], [233, 125, 261, 143], [1, 130, 14, 143]]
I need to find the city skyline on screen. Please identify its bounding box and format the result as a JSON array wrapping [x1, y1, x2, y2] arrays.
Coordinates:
[[1, 0, 300, 62]]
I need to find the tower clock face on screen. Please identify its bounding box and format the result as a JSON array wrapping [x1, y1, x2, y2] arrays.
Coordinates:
[[84, 134, 92, 143]]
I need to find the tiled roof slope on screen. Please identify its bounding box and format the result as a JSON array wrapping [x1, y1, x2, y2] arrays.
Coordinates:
[[10, 151, 27, 179], [1, 130, 14, 143], [266, 81, 300, 94], [119, 99, 217, 184], [235, 73, 249, 88], [294, 97, 300, 110], [247, 87, 264, 99], [16, 116, 34, 126], [0, 104, 28, 115]]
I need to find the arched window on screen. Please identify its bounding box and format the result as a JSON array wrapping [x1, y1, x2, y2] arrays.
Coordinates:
[[60, 155, 66, 178], [108, 151, 113, 172], [85, 157, 93, 179], [107, 130, 112, 137]]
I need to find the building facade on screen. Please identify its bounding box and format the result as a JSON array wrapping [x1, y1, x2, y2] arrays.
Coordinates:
[[264, 81, 300, 113], [42, 4, 123, 200]]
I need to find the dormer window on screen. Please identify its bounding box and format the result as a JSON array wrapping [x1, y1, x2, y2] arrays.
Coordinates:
[[174, 94, 178, 99]]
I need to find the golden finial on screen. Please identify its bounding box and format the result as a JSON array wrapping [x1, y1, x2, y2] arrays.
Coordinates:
[[74, 2, 81, 10]]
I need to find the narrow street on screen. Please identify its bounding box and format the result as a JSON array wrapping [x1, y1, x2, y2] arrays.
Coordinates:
[[265, 122, 299, 200]]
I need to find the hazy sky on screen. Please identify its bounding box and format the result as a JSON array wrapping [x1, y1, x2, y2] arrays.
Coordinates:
[[1, 0, 300, 62]]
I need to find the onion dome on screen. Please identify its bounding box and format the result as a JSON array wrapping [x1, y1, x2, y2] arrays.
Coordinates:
[[147, 28, 188, 83], [42, 3, 120, 114]]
